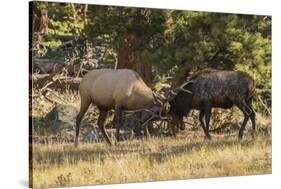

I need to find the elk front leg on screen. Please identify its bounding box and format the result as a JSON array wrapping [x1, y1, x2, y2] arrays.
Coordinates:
[[204, 104, 212, 140], [114, 105, 123, 142], [144, 124, 151, 138], [98, 110, 111, 145], [199, 110, 211, 140], [169, 119, 177, 138]]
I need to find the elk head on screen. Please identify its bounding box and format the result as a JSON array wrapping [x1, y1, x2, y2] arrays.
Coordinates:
[[145, 79, 196, 120], [163, 79, 196, 102], [124, 79, 196, 128]]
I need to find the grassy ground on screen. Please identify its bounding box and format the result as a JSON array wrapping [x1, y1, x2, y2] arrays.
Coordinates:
[[30, 133, 271, 189], [30, 90, 272, 188]]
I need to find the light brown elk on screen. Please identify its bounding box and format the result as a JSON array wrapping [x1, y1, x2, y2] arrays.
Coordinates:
[[74, 69, 163, 146]]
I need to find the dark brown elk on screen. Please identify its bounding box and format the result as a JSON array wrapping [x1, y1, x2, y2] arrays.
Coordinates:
[[165, 69, 256, 140], [74, 69, 163, 146]]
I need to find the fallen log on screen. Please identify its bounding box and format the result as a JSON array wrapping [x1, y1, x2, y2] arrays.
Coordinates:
[[33, 58, 64, 74], [32, 73, 81, 91]]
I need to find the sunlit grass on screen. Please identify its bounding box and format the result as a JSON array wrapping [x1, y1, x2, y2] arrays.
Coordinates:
[[30, 134, 271, 188]]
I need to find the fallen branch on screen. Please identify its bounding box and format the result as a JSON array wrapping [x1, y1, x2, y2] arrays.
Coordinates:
[[257, 95, 272, 115], [209, 122, 240, 133], [43, 88, 67, 104]]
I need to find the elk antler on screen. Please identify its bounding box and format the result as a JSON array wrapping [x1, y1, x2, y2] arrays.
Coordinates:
[[171, 80, 196, 94], [163, 79, 196, 102], [124, 107, 167, 127], [153, 91, 168, 105]]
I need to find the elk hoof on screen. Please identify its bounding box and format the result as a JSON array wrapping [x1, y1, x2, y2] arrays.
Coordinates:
[[205, 135, 212, 140], [238, 133, 243, 140], [251, 132, 256, 139], [107, 140, 113, 146]]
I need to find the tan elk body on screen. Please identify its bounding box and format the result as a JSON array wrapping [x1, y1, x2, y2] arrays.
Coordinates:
[[75, 69, 160, 146]]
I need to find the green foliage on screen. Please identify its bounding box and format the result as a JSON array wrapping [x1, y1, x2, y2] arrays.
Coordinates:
[[33, 1, 48, 9], [33, 2, 271, 115], [84, 6, 167, 49], [145, 11, 271, 114], [47, 3, 85, 35], [152, 12, 271, 71], [41, 38, 62, 48]]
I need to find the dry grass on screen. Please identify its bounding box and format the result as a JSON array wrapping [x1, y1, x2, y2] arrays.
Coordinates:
[[30, 133, 271, 189], [30, 90, 272, 188]]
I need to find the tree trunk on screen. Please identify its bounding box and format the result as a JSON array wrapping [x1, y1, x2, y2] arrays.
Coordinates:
[[83, 4, 88, 25], [71, 4, 79, 34], [116, 34, 152, 83], [33, 3, 48, 33], [116, 47, 133, 70], [135, 56, 152, 83]]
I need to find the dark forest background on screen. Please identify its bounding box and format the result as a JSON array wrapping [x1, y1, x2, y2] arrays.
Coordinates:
[[31, 1, 271, 115]]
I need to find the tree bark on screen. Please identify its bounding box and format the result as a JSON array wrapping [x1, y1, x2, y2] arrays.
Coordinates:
[[71, 4, 79, 34], [116, 34, 152, 83], [135, 55, 152, 83], [33, 3, 48, 33]]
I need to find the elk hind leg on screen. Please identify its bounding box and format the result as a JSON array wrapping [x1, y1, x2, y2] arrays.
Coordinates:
[[236, 100, 251, 139], [75, 96, 91, 147], [247, 98, 256, 138]]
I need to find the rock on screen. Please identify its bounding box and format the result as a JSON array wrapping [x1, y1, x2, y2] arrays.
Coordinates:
[[82, 127, 100, 142], [44, 104, 78, 134], [33, 58, 64, 74], [33, 104, 107, 143]]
